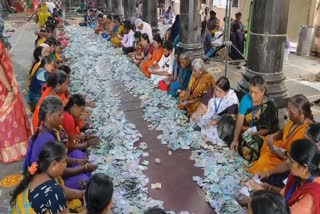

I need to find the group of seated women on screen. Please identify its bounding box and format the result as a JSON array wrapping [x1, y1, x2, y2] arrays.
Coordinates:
[[11, 11, 171, 214], [13, 9, 320, 213], [10, 13, 104, 213], [85, 14, 320, 213]]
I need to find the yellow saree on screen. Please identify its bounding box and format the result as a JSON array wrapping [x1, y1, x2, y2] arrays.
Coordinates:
[[9, 176, 82, 214], [111, 25, 124, 46]]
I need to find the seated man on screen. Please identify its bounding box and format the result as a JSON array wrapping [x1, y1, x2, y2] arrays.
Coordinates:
[[203, 27, 224, 62], [149, 41, 175, 85], [135, 18, 153, 42]]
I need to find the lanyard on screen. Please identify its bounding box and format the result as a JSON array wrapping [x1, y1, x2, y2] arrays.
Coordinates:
[[215, 98, 223, 113], [285, 176, 315, 202], [286, 119, 306, 140]]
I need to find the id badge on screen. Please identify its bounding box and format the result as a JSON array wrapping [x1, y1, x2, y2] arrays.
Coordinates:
[[248, 126, 257, 134]]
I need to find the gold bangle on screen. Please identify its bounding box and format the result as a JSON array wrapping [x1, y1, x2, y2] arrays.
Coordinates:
[[268, 185, 272, 191], [84, 163, 88, 172]]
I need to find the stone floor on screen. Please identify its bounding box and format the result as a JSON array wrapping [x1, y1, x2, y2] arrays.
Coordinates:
[[1, 14, 320, 213]]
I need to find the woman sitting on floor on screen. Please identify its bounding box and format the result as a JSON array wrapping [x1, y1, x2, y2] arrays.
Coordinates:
[[247, 94, 313, 175], [140, 34, 164, 78], [28, 56, 55, 112], [124, 30, 141, 55], [25, 96, 97, 190], [62, 94, 99, 153], [257, 122, 320, 188], [230, 75, 279, 162], [128, 31, 142, 58], [245, 139, 320, 214], [132, 33, 153, 65], [110, 16, 124, 46], [192, 77, 239, 145], [168, 51, 193, 97], [27, 45, 50, 95], [32, 70, 69, 130], [248, 190, 290, 214], [11, 141, 69, 214], [178, 58, 216, 117], [119, 21, 135, 49], [84, 173, 114, 214]]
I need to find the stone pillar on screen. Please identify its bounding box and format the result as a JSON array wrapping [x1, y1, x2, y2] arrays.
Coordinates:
[[97, 0, 106, 10], [143, 0, 159, 35], [178, 0, 203, 58], [112, 0, 124, 18], [122, 0, 136, 20], [105, 0, 112, 14], [238, 0, 289, 103]]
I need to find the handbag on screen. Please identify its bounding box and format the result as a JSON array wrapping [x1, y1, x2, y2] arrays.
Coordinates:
[[158, 80, 169, 91], [239, 135, 263, 162]]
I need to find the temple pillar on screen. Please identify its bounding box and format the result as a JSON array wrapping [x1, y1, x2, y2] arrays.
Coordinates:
[[178, 0, 203, 58], [96, 0, 106, 10], [143, 0, 159, 35], [238, 0, 290, 104], [105, 0, 112, 14], [122, 0, 136, 20], [112, 0, 124, 18]]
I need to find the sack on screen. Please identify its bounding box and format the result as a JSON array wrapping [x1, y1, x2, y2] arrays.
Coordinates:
[[158, 80, 169, 91], [217, 114, 236, 146], [239, 135, 263, 162]]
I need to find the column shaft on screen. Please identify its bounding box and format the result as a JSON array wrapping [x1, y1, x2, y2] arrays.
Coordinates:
[[239, 0, 290, 101], [178, 0, 203, 58]]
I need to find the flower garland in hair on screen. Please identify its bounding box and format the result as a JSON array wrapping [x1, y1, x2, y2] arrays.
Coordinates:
[[28, 162, 38, 175]]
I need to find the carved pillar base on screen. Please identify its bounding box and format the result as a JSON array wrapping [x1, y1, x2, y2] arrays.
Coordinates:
[[238, 68, 287, 106]]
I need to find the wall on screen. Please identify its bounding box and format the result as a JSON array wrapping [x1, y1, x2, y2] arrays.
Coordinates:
[[203, 0, 317, 42], [287, 0, 316, 42]]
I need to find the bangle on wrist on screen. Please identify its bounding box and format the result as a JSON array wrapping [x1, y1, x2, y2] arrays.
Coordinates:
[[268, 185, 272, 191], [84, 163, 88, 172]]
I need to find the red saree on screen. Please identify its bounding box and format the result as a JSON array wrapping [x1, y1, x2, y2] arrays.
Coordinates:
[[0, 41, 32, 163], [284, 174, 320, 214]]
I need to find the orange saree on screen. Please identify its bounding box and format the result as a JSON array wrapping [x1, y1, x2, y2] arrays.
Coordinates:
[[0, 41, 32, 163], [140, 47, 163, 78], [248, 119, 312, 174], [32, 86, 68, 130]]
